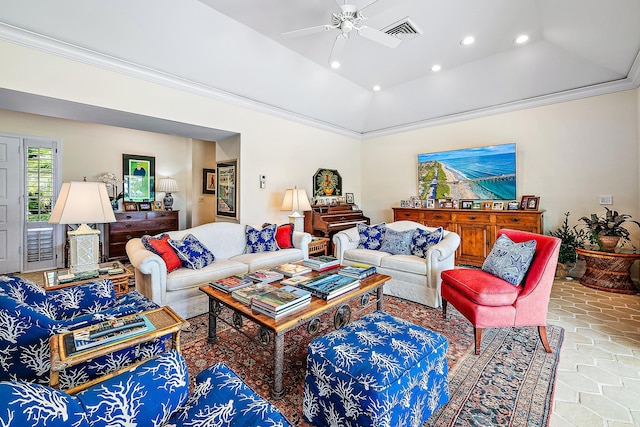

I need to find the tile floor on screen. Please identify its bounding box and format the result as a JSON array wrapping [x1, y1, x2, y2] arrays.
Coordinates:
[[547, 279, 640, 426]]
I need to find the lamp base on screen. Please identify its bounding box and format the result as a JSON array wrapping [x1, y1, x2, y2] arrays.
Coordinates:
[[163, 192, 174, 210], [68, 224, 100, 273], [288, 212, 305, 233]]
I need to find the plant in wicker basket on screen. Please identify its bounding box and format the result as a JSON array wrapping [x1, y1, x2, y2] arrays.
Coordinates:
[[549, 212, 587, 265], [579, 207, 640, 252]]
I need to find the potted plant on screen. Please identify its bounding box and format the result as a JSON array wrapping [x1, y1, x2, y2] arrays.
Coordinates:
[[579, 207, 640, 252], [549, 212, 587, 278]]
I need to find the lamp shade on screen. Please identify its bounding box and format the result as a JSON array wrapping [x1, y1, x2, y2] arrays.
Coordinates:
[[157, 177, 179, 193], [49, 182, 116, 225], [281, 187, 312, 213]]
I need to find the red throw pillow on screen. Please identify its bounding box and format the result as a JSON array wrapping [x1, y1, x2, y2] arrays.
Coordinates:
[[147, 235, 182, 272], [275, 223, 295, 249]]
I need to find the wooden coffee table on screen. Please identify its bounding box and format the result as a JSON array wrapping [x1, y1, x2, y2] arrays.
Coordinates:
[[199, 272, 391, 399]]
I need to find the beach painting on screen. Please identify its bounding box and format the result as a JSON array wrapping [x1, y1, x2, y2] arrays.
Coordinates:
[[417, 143, 516, 200]]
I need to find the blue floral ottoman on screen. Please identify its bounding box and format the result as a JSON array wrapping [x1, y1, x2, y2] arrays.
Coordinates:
[[303, 311, 449, 427]]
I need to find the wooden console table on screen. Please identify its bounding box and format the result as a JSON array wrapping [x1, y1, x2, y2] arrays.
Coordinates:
[[576, 248, 640, 294]]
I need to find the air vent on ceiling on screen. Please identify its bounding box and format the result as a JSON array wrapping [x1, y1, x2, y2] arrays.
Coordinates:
[[382, 17, 422, 41]]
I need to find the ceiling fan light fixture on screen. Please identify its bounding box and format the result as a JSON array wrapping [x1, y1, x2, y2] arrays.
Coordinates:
[[514, 34, 529, 44], [461, 36, 475, 46]]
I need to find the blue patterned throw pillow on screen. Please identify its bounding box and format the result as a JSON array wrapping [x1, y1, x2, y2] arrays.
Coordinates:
[[357, 223, 387, 250], [244, 224, 280, 253], [410, 227, 444, 258], [379, 228, 414, 255], [482, 234, 537, 286], [169, 234, 215, 269]]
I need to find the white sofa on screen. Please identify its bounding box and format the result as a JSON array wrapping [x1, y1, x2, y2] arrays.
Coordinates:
[[332, 220, 460, 308], [126, 222, 312, 319]]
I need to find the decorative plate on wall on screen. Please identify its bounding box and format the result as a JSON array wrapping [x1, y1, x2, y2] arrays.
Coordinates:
[[313, 168, 342, 197]]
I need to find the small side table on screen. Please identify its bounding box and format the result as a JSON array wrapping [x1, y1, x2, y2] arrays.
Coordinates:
[[43, 261, 133, 295], [576, 248, 640, 294], [308, 237, 330, 256]]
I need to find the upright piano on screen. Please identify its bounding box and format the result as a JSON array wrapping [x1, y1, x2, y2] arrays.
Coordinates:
[[304, 204, 370, 252]]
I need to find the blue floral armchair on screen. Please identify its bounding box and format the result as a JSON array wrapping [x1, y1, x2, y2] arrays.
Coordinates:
[[0, 350, 292, 427], [0, 275, 164, 389]]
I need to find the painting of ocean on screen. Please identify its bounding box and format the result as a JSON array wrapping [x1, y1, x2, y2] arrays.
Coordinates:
[[417, 143, 516, 200]]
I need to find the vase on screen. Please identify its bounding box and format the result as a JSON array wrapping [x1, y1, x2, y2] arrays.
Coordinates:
[[598, 235, 620, 252]]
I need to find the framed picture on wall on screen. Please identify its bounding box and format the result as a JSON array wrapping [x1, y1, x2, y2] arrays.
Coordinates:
[[123, 154, 155, 202], [203, 168, 216, 194], [216, 159, 238, 218]]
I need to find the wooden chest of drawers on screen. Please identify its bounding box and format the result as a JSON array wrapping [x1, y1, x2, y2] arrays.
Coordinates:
[[392, 207, 544, 266], [107, 211, 179, 259]]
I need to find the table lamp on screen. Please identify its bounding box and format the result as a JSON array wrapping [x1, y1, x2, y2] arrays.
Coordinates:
[[49, 181, 116, 273], [281, 186, 312, 232], [158, 177, 179, 210]]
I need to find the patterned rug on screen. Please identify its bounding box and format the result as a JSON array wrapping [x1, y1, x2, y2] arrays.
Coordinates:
[[180, 296, 562, 427]]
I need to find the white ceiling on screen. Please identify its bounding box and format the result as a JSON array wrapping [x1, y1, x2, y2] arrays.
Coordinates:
[[0, 0, 639, 137]]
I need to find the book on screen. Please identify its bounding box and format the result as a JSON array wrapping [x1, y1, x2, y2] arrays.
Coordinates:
[[210, 275, 253, 293], [71, 314, 155, 352], [251, 285, 312, 312], [246, 269, 284, 284], [337, 264, 377, 279], [297, 274, 360, 300], [280, 275, 313, 286], [273, 263, 312, 277], [231, 283, 277, 305], [303, 255, 340, 270], [251, 298, 310, 320]]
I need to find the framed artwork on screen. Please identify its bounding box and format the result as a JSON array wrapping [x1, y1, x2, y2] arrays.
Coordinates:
[[492, 201, 504, 210], [123, 154, 155, 202], [138, 202, 152, 211], [346, 192, 354, 204], [471, 201, 482, 210], [413, 199, 421, 208], [525, 196, 540, 210], [123, 201, 138, 212], [152, 201, 163, 211], [426, 199, 435, 209], [203, 168, 216, 195], [507, 201, 520, 210], [417, 143, 516, 201], [460, 200, 473, 209], [520, 195, 534, 210], [482, 201, 493, 210], [313, 168, 342, 197], [216, 159, 237, 218]]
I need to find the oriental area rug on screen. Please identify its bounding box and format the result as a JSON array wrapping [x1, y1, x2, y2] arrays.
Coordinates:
[[180, 296, 563, 427]]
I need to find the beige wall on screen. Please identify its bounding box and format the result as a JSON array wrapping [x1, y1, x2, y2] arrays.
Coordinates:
[[363, 90, 640, 244]]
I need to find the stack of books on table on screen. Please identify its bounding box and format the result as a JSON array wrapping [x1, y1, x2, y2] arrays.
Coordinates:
[[297, 273, 360, 300], [273, 263, 312, 277], [303, 255, 340, 272], [246, 269, 284, 284], [251, 285, 312, 320], [69, 314, 155, 352], [210, 275, 253, 293], [337, 264, 377, 280], [232, 283, 277, 306]]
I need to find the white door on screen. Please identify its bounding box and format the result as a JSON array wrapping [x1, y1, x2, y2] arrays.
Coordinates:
[[0, 135, 22, 273]]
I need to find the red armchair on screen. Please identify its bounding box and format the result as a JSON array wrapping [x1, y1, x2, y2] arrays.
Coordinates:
[[441, 229, 561, 355]]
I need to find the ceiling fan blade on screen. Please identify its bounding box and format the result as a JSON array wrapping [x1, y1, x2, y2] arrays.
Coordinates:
[[359, 26, 401, 48], [282, 24, 335, 38], [329, 34, 348, 64]]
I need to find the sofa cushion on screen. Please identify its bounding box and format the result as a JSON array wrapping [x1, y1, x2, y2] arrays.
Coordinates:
[[380, 254, 427, 275], [166, 259, 248, 292], [231, 248, 303, 272], [144, 234, 183, 272], [169, 234, 216, 270], [357, 223, 387, 250], [441, 268, 521, 306], [379, 228, 414, 255], [411, 227, 444, 258], [343, 248, 390, 267], [244, 224, 280, 253], [482, 234, 537, 286]]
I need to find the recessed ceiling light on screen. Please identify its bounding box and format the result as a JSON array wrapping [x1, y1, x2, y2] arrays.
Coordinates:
[[461, 36, 475, 46], [372, 85, 381, 92], [431, 64, 442, 72], [514, 34, 529, 44], [330, 61, 340, 69]]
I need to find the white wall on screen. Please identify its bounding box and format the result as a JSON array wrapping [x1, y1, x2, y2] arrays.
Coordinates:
[[363, 89, 640, 245]]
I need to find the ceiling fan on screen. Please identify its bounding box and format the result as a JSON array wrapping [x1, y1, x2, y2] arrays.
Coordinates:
[[281, 0, 401, 66]]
